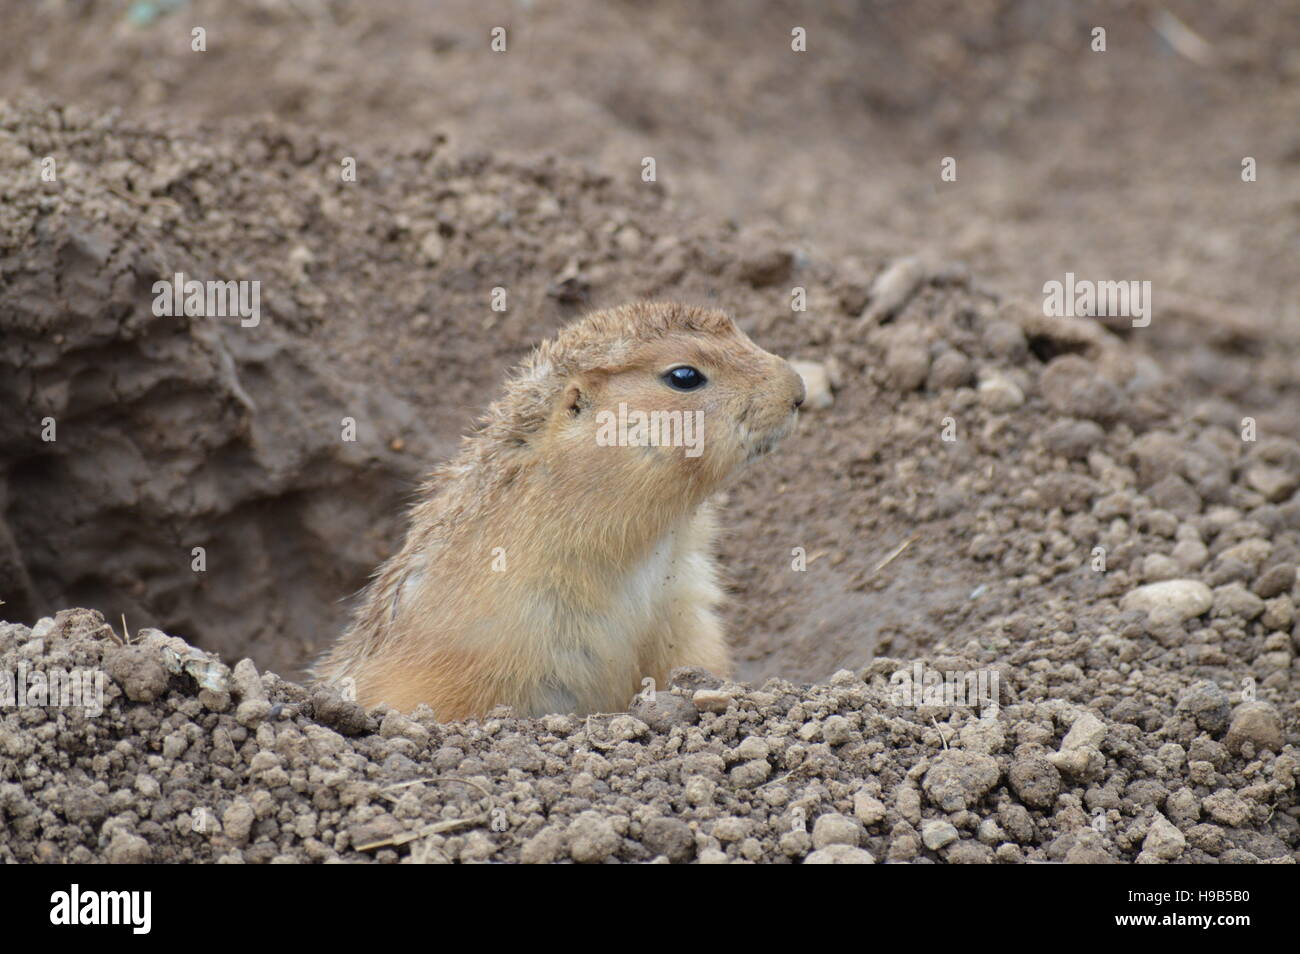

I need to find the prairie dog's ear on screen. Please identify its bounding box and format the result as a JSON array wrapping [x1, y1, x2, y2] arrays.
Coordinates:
[[558, 370, 608, 418]]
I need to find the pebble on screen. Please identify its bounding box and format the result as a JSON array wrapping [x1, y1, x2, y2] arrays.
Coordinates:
[[1040, 355, 1121, 422], [567, 811, 620, 863], [106, 830, 153, 864], [103, 645, 170, 703], [232, 658, 267, 702], [1008, 756, 1062, 810], [1061, 711, 1107, 750], [978, 372, 1024, 411], [1142, 813, 1186, 861], [628, 691, 699, 731], [1142, 554, 1182, 582], [641, 817, 695, 863], [1247, 464, 1298, 502], [1042, 419, 1105, 459], [1176, 681, 1231, 733], [822, 715, 854, 745], [812, 812, 862, 848], [885, 343, 930, 391], [1225, 702, 1284, 754], [927, 349, 973, 390], [862, 256, 926, 322], [922, 750, 1001, 811], [1211, 583, 1265, 621], [921, 819, 959, 851], [520, 827, 565, 864], [691, 689, 733, 713], [1202, 790, 1251, 827], [1253, 563, 1296, 598], [789, 359, 834, 409], [853, 791, 887, 826], [804, 844, 875, 864], [1120, 579, 1213, 622]]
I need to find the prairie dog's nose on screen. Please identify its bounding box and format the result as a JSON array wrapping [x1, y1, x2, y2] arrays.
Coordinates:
[[787, 362, 807, 410]]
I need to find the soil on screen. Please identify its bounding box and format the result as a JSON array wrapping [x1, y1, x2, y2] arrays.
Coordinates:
[[0, 0, 1296, 863]]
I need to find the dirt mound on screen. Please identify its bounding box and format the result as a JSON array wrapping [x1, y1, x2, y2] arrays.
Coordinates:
[[1, 606, 1293, 863]]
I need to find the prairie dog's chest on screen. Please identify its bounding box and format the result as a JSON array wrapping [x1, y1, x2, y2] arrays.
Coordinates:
[[525, 531, 685, 713]]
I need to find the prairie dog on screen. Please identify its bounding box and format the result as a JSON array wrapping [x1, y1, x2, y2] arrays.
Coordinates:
[[314, 302, 804, 719]]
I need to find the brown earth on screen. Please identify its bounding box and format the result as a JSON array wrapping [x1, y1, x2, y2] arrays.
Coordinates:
[[0, 0, 1296, 863]]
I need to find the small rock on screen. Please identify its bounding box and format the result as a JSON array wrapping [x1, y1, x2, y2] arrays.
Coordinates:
[[103, 645, 170, 703], [1202, 790, 1251, 827], [222, 800, 255, 846], [1008, 756, 1062, 810], [1042, 419, 1105, 459], [1253, 563, 1296, 599], [1172, 537, 1209, 571], [982, 320, 1027, 360], [232, 658, 267, 702], [1120, 580, 1213, 622], [1225, 702, 1284, 754], [691, 689, 733, 714], [853, 791, 886, 826], [1177, 681, 1232, 733], [235, 699, 271, 728], [641, 817, 695, 863], [735, 736, 770, 761], [927, 349, 973, 390], [729, 759, 771, 788], [739, 247, 794, 288], [1040, 355, 1122, 422], [789, 360, 834, 409], [922, 750, 1001, 811], [311, 688, 378, 736], [885, 343, 930, 391], [520, 826, 565, 864], [1062, 711, 1107, 750], [567, 811, 620, 863], [1247, 464, 1298, 502], [862, 256, 926, 322], [1149, 474, 1201, 517], [668, 667, 722, 692], [1142, 813, 1186, 861], [812, 813, 862, 849], [628, 691, 699, 732], [822, 715, 854, 745], [349, 813, 404, 849], [978, 372, 1024, 411], [106, 830, 153, 864], [1211, 583, 1265, 621], [921, 819, 959, 851], [804, 844, 875, 864], [1142, 554, 1182, 582]]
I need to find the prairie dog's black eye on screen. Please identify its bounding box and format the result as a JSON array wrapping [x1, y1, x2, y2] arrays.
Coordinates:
[[664, 366, 707, 391]]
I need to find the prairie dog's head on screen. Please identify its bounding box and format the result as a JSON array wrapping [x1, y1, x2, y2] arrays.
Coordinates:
[[527, 303, 804, 506]]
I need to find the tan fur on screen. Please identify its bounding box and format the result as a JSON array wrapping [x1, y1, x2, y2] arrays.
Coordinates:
[[313, 302, 804, 719]]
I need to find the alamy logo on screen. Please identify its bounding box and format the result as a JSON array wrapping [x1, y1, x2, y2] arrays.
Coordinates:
[[889, 662, 1000, 712], [0, 664, 105, 717], [49, 884, 151, 934], [152, 271, 261, 327], [595, 403, 704, 458], [1043, 272, 1151, 327]]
